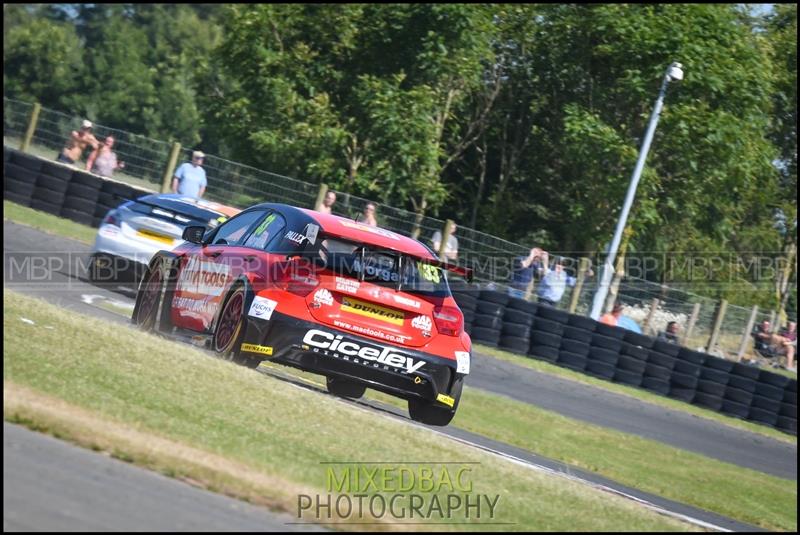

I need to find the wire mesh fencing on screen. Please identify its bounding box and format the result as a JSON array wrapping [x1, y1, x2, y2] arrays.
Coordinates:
[[4, 97, 791, 363]]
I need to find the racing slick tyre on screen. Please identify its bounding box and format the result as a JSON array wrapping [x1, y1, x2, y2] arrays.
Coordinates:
[[133, 261, 165, 331], [213, 284, 259, 369], [408, 378, 462, 426], [326, 377, 367, 399]]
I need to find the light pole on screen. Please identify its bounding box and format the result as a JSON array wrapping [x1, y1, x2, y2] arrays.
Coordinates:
[[590, 62, 684, 320]]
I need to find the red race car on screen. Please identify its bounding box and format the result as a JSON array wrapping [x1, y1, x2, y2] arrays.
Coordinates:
[[132, 203, 473, 425]]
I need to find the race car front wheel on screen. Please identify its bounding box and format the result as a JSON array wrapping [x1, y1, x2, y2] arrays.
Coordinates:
[[407, 378, 463, 427], [213, 285, 259, 369], [326, 377, 367, 399], [134, 263, 163, 331]]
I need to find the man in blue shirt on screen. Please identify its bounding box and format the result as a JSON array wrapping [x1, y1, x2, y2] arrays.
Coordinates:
[[537, 256, 592, 307], [172, 150, 207, 198]]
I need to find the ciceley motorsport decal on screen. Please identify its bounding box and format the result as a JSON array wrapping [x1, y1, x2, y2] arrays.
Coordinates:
[[302, 329, 425, 374]]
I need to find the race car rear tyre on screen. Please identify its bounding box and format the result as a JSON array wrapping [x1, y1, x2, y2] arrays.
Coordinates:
[[408, 379, 462, 427], [326, 377, 367, 399], [213, 285, 258, 368]]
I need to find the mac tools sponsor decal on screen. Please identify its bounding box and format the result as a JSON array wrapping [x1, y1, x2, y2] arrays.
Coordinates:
[[248, 296, 278, 320], [411, 315, 432, 332], [176, 255, 230, 296], [313, 288, 334, 306], [302, 329, 425, 374]]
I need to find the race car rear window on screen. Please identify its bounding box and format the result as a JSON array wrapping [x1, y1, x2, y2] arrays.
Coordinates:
[[314, 237, 450, 297], [126, 195, 226, 229]]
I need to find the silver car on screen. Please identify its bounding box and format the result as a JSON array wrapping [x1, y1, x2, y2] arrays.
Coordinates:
[[89, 193, 240, 283]]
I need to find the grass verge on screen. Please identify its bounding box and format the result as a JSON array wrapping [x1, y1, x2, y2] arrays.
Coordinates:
[[3, 289, 692, 532], [4, 200, 97, 244], [474, 343, 797, 445], [257, 362, 798, 532], [2, 200, 794, 445]]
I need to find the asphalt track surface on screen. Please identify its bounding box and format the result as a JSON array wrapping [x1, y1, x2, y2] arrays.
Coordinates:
[[3, 220, 794, 530], [3, 422, 321, 532]]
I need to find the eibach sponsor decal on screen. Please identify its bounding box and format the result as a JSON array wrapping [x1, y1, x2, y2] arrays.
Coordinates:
[[302, 329, 424, 374], [333, 319, 410, 344], [393, 294, 421, 309], [340, 296, 404, 325], [176, 256, 230, 296]]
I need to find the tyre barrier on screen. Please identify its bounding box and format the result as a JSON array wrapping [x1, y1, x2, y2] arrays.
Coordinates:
[[464, 288, 797, 434], [5, 152, 797, 435], [4, 146, 155, 229]]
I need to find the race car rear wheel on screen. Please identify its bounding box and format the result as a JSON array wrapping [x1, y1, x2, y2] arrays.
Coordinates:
[[408, 378, 463, 426], [134, 263, 163, 330], [326, 377, 367, 399], [213, 285, 259, 369]]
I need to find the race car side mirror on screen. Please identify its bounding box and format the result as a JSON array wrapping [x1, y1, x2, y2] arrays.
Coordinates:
[[182, 225, 206, 244]]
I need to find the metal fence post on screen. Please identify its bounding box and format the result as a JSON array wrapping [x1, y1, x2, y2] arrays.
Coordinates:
[[736, 305, 759, 362], [643, 298, 660, 335], [20, 102, 41, 153], [682, 303, 701, 347], [161, 142, 182, 193], [706, 299, 728, 355], [568, 257, 591, 313], [314, 183, 329, 211], [768, 310, 777, 333]]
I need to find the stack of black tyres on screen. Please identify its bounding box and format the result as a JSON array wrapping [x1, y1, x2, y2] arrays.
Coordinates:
[[470, 290, 508, 347], [721, 360, 759, 420], [590, 322, 625, 382], [31, 160, 73, 216], [451, 287, 478, 334], [613, 328, 649, 387], [528, 305, 563, 363], [646, 339, 681, 398], [499, 297, 537, 354], [778, 380, 797, 434], [667, 347, 703, 403], [533, 306, 585, 372], [4, 150, 42, 207], [564, 313, 603, 376], [748, 369, 787, 428], [694, 353, 730, 411], [63, 171, 104, 226]]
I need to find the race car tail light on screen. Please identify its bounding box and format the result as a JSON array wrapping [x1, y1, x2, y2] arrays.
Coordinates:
[[273, 263, 319, 297], [433, 305, 463, 337], [102, 211, 119, 227]]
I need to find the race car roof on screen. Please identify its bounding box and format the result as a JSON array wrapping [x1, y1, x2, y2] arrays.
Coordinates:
[[299, 208, 435, 260]]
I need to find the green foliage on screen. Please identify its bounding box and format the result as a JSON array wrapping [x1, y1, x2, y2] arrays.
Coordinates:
[[3, 4, 796, 308]]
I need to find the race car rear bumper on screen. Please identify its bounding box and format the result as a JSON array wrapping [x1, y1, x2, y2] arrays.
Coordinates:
[[240, 311, 462, 405]]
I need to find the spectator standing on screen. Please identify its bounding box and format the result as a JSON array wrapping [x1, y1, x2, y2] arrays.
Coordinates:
[[599, 303, 624, 326], [86, 136, 125, 178], [172, 151, 207, 199], [317, 191, 337, 214], [537, 256, 589, 307], [508, 247, 546, 299], [431, 224, 459, 261], [361, 202, 378, 226], [658, 321, 680, 343], [57, 119, 99, 165]]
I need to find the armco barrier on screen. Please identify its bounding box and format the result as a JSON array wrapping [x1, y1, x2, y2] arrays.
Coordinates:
[[4, 148, 797, 435], [465, 290, 797, 435], [4, 146, 155, 227]]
